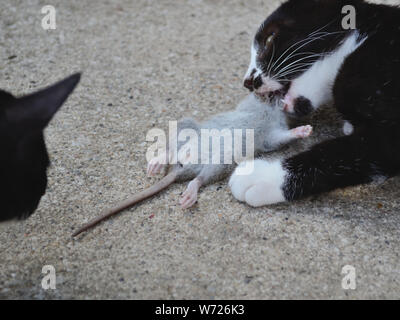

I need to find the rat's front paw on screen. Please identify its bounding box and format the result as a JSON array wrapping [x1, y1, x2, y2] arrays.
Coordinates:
[[229, 160, 287, 207], [180, 179, 201, 209], [291, 125, 313, 139], [147, 152, 168, 176]]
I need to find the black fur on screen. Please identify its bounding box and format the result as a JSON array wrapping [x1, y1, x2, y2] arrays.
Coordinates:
[[0, 74, 80, 221], [293, 96, 313, 118], [248, 0, 400, 201], [248, 0, 351, 94]]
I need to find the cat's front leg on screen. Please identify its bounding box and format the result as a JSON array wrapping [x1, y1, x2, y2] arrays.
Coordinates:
[[230, 132, 392, 207]]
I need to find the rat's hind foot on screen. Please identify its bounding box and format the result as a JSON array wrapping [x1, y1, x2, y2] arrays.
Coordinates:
[[291, 125, 313, 139], [180, 178, 201, 209], [147, 152, 168, 176]]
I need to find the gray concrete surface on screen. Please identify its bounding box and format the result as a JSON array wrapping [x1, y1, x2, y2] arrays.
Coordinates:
[[0, 0, 399, 300]]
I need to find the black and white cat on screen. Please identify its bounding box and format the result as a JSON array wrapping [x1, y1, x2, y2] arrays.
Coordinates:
[[0, 74, 80, 221], [230, 0, 400, 206]]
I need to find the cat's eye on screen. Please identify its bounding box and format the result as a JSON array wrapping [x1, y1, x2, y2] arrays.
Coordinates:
[[265, 33, 276, 47]]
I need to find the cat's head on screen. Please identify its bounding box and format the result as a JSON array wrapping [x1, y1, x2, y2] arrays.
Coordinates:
[[0, 73, 80, 222], [244, 0, 362, 112]]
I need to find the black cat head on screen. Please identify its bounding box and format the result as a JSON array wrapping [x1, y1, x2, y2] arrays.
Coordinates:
[[0, 73, 80, 222], [243, 0, 364, 99]]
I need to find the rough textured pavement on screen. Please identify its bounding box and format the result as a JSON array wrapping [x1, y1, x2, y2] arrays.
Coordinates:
[[0, 0, 399, 299]]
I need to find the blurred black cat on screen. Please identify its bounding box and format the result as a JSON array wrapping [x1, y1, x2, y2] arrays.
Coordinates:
[[0, 73, 80, 221]]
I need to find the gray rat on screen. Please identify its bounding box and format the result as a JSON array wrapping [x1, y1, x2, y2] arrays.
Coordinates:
[[72, 93, 312, 237]]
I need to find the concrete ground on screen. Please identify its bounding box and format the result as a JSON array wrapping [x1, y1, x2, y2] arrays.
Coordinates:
[[0, 0, 399, 300]]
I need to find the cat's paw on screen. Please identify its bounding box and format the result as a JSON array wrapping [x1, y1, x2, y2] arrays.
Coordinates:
[[229, 159, 287, 207]]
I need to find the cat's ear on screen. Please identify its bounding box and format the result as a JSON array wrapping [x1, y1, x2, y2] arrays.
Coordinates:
[[6, 73, 81, 130]]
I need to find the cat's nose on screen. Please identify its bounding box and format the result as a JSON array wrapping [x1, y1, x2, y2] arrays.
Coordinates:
[[244, 77, 254, 91]]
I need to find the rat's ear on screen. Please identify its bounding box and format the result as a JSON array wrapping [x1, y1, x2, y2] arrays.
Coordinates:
[[5, 73, 81, 130]]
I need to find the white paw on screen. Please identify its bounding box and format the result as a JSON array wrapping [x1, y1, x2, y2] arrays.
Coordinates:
[[343, 121, 354, 136], [229, 159, 287, 207], [147, 152, 167, 176], [179, 179, 200, 209], [291, 125, 313, 138]]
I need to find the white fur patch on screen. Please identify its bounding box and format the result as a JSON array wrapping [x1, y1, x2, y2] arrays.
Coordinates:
[[256, 76, 283, 95], [343, 121, 354, 135], [229, 159, 287, 207], [288, 32, 367, 109]]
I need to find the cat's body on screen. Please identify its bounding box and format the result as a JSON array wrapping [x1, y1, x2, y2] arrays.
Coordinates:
[[230, 0, 400, 206], [0, 74, 80, 221]]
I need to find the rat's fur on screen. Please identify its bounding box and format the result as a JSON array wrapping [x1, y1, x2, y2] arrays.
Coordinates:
[[0, 74, 80, 222], [172, 93, 296, 183], [72, 94, 312, 236]]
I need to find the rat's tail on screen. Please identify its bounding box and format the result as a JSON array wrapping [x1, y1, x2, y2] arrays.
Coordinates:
[[72, 171, 177, 237]]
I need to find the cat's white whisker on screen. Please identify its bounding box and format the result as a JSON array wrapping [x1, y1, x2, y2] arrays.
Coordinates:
[[278, 68, 311, 79], [266, 42, 276, 77], [274, 55, 321, 78], [269, 36, 317, 71], [268, 51, 322, 75], [308, 18, 337, 37], [277, 65, 316, 78], [272, 34, 329, 72], [274, 55, 322, 76], [270, 30, 346, 78]]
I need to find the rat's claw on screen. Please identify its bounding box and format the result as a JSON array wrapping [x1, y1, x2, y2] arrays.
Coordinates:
[[147, 154, 167, 176]]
